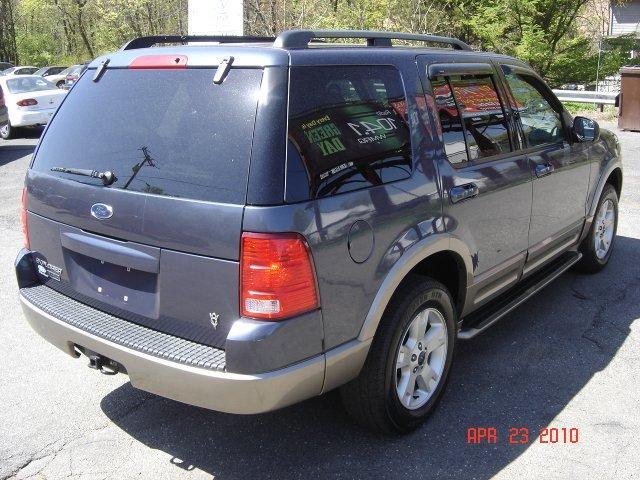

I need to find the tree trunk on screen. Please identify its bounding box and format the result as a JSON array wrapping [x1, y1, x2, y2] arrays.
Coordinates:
[[0, 0, 19, 63], [76, 0, 95, 58]]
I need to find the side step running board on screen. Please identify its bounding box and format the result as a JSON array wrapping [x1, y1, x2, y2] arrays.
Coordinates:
[[457, 251, 582, 340]]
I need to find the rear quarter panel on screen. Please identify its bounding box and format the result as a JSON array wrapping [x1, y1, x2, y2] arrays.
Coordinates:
[[243, 54, 446, 349]]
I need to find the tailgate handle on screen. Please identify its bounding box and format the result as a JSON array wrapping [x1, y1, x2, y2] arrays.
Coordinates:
[[61, 232, 159, 273]]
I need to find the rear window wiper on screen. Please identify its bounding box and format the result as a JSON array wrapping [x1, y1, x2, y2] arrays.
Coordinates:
[[51, 167, 117, 186]]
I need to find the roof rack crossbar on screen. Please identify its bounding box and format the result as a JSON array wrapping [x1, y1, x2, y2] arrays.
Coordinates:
[[121, 35, 276, 51], [274, 30, 471, 50]]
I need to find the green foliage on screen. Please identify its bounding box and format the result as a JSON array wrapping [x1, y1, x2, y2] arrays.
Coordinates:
[[563, 102, 618, 122], [16, 34, 54, 66], [5, 0, 640, 87], [10, 0, 187, 65]]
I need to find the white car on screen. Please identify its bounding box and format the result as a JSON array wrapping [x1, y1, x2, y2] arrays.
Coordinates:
[[0, 75, 67, 139], [34, 66, 69, 88], [0, 66, 39, 76]]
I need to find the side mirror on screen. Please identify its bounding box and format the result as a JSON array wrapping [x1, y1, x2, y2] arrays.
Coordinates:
[[573, 116, 600, 143]]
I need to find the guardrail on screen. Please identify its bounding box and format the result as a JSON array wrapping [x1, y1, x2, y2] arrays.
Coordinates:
[[552, 89, 618, 105]]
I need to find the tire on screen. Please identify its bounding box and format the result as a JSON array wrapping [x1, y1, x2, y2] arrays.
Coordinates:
[[575, 184, 618, 273], [0, 121, 15, 140], [340, 277, 456, 434], [56, 80, 64, 88]]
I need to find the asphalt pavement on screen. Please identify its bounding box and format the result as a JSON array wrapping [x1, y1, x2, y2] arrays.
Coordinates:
[[0, 123, 638, 479]]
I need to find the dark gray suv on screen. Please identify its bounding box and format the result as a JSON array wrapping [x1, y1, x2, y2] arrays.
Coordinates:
[[16, 30, 622, 433]]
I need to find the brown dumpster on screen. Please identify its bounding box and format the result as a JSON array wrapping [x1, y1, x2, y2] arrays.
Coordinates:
[[619, 66, 640, 131]]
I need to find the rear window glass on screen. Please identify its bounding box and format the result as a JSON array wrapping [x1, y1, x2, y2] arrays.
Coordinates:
[[7, 77, 56, 93], [32, 68, 263, 204], [67, 66, 83, 76], [286, 66, 411, 202]]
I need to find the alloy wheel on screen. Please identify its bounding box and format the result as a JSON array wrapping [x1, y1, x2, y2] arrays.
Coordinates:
[[395, 307, 448, 410], [594, 198, 615, 260]]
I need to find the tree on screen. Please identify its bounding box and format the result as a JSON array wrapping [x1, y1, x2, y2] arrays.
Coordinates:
[[0, 0, 19, 63], [453, 0, 632, 86], [13, 0, 188, 65], [244, 0, 449, 36]]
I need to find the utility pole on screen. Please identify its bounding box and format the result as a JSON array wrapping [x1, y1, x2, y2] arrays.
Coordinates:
[[595, 36, 604, 112]]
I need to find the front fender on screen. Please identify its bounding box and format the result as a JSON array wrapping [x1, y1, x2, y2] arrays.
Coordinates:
[[587, 130, 622, 222]]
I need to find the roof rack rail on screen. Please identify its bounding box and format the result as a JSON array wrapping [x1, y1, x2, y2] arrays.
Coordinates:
[[274, 30, 472, 50], [121, 35, 275, 51]]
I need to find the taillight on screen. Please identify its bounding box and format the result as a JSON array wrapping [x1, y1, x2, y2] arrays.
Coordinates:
[[16, 99, 37, 107], [240, 232, 319, 320], [21, 187, 30, 249]]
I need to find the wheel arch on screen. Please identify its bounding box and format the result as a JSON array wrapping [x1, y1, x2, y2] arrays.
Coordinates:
[[358, 234, 473, 343], [606, 167, 622, 200], [588, 163, 623, 221]]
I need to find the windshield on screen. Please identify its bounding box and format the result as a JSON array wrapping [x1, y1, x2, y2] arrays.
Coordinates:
[[32, 68, 263, 204], [6, 77, 56, 93]]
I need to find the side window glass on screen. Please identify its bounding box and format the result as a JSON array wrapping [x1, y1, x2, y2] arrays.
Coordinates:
[[449, 74, 512, 160], [286, 65, 412, 202], [432, 77, 468, 165], [502, 69, 565, 147]]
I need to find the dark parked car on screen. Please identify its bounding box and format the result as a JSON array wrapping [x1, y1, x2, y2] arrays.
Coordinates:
[[16, 31, 622, 433], [0, 62, 14, 72]]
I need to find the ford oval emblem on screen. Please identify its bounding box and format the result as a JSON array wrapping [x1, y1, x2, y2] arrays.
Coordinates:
[[91, 203, 113, 220]]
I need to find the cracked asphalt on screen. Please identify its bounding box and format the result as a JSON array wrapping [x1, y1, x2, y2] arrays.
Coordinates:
[[0, 123, 639, 479]]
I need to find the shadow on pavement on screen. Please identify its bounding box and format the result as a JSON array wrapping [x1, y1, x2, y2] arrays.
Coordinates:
[[101, 235, 640, 479], [0, 146, 35, 167], [8, 126, 44, 139]]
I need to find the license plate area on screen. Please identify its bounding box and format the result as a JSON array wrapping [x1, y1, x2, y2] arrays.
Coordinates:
[[65, 250, 158, 318]]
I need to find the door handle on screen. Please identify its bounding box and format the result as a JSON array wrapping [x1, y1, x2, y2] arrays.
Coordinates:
[[450, 183, 479, 204], [535, 163, 555, 178]]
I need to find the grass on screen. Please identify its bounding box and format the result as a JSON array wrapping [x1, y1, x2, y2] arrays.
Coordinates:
[[562, 102, 618, 122]]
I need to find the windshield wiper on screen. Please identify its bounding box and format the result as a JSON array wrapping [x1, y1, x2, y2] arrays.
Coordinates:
[[51, 167, 117, 186]]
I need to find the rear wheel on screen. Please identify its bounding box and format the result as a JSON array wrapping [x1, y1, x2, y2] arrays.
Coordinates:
[[0, 121, 16, 140], [340, 277, 456, 434], [576, 184, 618, 273]]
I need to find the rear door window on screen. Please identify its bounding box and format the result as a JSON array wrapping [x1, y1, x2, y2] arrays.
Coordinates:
[[432, 73, 512, 166], [432, 77, 468, 165], [449, 75, 512, 159], [286, 65, 412, 202], [32, 68, 263, 204]]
